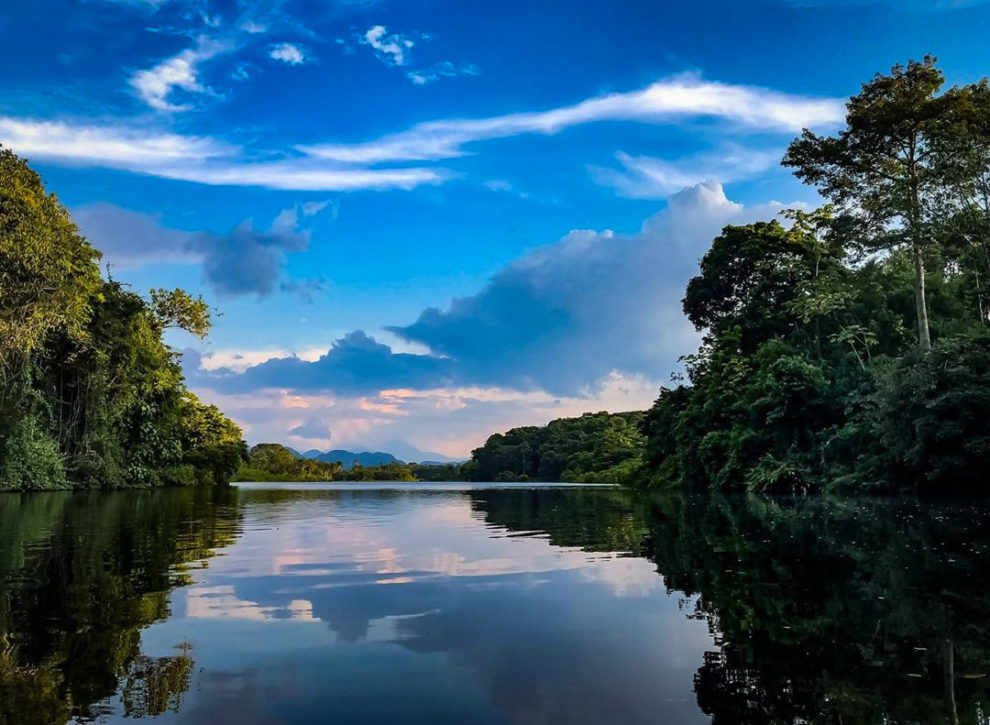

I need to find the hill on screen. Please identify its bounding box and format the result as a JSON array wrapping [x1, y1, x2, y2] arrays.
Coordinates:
[[462, 411, 646, 483]]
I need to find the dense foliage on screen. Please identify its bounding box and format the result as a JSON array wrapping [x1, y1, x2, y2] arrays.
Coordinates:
[[0, 148, 246, 490], [642, 58, 990, 493], [235, 443, 417, 481], [462, 411, 645, 483]]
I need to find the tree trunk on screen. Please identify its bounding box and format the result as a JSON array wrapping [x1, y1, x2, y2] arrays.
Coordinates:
[[915, 246, 932, 352]]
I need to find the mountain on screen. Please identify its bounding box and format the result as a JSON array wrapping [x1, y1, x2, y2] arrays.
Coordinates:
[[283, 441, 463, 468], [375, 440, 463, 464], [316, 450, 400, 470]]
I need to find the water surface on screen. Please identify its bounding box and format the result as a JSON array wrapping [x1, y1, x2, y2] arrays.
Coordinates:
[[2, 484, 989, 724]]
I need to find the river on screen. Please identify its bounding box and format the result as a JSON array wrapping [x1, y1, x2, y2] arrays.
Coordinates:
[[1, 483, 988, 724]]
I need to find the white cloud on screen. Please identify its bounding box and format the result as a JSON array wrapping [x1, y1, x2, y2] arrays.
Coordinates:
[[0, 116, 232, 165], [482, 180, 514, 193], [299, 72, 843, 164], [240, 19, 268, 34], [1, 73, 839, 192], [195, 182, 805, 399], [130, 36, 230, 111], [361, 25, 414, 66], [482, 179, 531, 199], [188, 182, 810, 452], [269, 42, 307, 65], [193, 374, 662, 455], [200, 348, 296, 371], [0, 116, 445, 191], [406, 61, 478, 86], [590, 145, 781, 198]]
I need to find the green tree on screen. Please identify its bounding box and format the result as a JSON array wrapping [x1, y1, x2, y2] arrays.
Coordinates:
[[784, 56, 964, 352]]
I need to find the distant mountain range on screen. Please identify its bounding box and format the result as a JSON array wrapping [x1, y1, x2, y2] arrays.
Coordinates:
[[284, 445, 463, 470]]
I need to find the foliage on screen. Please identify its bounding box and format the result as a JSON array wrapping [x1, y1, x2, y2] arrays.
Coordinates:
[[0, 149, 245, 490], [234, 443, 417, 482], [464, 411, 646, 483], [643, 58, 990, 493]]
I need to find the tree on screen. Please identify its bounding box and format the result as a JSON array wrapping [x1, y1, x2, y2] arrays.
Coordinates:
[[784, 56, 961, 352], [0, 147, 101, 373], [0, 149, 244, 491], [150, 288, 212, 339]]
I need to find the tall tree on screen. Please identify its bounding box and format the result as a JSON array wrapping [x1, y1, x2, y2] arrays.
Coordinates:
[[784, 56, 958, 352]]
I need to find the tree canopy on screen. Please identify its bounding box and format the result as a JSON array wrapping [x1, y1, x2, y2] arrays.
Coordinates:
[[0, 148, 245, 490], [640, 57, 990, 494]]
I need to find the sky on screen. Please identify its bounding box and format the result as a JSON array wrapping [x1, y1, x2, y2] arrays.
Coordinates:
[[3, 0, 990, 458]]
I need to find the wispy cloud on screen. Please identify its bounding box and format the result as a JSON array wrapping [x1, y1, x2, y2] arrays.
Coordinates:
[[299, 72, 843, 164], [130, 35, 231, 111], [406, 60, 478, 86], [269, 42, 307, 65], [0, 74, 839, 192], [780, 0, 990, 10], [590, 145, 781, 198], [0, 116, 232, 164], [0, 116, 444, 190], [361, 24, 414, 66]]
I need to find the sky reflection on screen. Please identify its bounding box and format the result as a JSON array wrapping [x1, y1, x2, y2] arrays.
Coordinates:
[[93, 485, 712, 724]]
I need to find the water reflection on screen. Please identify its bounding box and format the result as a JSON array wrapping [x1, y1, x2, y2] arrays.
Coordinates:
[[2, 485, 990, 724]]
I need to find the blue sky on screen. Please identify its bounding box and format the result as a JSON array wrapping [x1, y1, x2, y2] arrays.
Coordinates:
[[3, 0, 989, 457]]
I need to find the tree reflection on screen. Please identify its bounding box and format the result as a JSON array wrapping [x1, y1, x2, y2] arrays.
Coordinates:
[[120, 645, 194, 718], [0, 487, 239, 725], [473, 489, 990, 724]]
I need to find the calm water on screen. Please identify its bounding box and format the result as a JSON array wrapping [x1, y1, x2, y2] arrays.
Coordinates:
[[2, 485, 990, 724]]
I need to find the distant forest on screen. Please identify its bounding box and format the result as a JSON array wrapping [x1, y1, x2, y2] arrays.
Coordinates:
[[237, 410, 643, 483]]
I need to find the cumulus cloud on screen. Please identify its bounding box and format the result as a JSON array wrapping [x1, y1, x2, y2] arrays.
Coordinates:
[[269, 42, 307, 65], [211, 330, 456, 395], [388, 181, 746, 395], [194, 182, 799, 399], [73, 203, 323, 296], [299, 72, 843, 164], [591, 145, 781, 198], [290, 416, 333, 440], [361, 25, 415, 66], [196, 375, 661, 454]]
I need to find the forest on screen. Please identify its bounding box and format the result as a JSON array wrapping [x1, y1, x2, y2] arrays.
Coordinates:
[[641, 57, 990, 494], [0, 148, 246, 491], [460, 411, 645, 483], [235, 443, 419, 482]]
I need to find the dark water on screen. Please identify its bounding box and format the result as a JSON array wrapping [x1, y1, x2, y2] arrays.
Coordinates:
[[2, 484, 990, 725]]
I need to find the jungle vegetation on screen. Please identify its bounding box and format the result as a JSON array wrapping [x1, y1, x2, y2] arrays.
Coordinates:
[[234, 443, 418, 481], [0, 148, 246, 491], [641, 57, 990, 494], [460, 411, 646, 483]]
